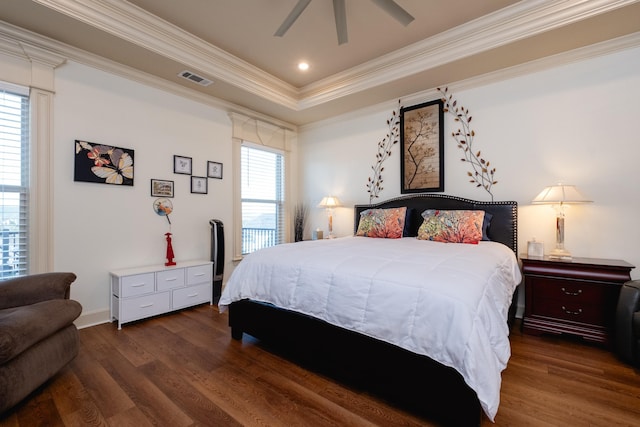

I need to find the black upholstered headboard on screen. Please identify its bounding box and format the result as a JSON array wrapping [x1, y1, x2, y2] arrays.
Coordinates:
[[354, 194, 518, 254]]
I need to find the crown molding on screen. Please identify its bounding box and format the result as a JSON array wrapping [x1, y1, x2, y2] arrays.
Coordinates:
[[32, 0, 640, 111], [0, 20, 298, 130], [33, 0, 300, 108], [298, 0, 639, 108], [300, 30, 640, 132]]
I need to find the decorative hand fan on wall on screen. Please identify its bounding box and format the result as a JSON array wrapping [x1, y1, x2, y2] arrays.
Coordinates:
[[275, 0, 415, 45]]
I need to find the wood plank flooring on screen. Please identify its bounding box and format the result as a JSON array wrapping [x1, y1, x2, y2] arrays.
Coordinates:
[[1, 304, 639, 426]]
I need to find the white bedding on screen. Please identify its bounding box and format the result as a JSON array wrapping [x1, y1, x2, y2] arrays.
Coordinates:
[[219, 236, 522, 421]]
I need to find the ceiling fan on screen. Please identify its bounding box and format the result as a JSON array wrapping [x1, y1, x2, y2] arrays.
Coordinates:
[[274, 0, 415, 45]]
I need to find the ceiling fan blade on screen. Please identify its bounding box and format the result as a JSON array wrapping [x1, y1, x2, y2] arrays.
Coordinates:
[[333, 0, 348, 45], [274, 0, 313, 37], [370, 0, 415, 26]]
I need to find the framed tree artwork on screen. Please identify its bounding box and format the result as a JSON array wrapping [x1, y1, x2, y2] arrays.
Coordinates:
[[399, 99, 444, 193]]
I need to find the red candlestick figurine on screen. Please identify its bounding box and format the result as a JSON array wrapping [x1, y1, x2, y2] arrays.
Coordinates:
[[165, 232, 176, 266]]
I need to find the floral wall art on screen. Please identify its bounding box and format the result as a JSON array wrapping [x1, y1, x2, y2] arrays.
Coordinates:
[[74, 140, 134, 186]]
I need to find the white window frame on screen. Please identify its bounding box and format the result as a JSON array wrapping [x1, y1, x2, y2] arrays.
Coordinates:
[[229, 112, 297, 262], [240, 142, 285, 255], [0, 39, 65, 274]]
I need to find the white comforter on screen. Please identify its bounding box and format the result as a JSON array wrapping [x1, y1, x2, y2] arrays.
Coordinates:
[[219, 236, 522, 421]]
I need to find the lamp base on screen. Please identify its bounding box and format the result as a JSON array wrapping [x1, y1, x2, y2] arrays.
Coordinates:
[[548, 247, 572, 260]]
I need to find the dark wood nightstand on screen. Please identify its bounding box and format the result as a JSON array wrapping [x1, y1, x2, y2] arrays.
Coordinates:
[[521, 255, 634, 347]]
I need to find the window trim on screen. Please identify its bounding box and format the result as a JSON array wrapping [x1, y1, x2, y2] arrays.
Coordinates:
[[228, 112, 297, 262], [240, 143, 285, 255]]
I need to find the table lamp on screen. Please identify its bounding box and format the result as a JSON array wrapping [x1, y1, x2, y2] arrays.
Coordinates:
[[532, 183, 592, 260], [318, 196, 341, 238]]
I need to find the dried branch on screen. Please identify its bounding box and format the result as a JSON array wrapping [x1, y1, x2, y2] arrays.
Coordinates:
[[438, 87, 497, 201], [366, 100, 401, 204]]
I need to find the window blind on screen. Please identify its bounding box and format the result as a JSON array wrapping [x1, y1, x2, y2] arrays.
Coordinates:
[[0, 83, 29, 279], [241, 144, 285, 254]]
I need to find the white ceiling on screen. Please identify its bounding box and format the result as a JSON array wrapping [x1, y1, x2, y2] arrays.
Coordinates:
[[2, 0, 640, 126]]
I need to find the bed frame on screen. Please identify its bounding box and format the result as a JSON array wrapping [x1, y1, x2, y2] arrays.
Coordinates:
[[228, 194, 518, 426]]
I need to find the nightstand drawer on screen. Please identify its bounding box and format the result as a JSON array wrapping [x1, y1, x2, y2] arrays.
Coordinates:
[[531, 277, 609, 305], [533, 298, 604, 325]]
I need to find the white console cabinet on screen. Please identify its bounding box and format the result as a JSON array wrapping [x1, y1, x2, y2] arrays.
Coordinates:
[[110, 260, 212, 329]]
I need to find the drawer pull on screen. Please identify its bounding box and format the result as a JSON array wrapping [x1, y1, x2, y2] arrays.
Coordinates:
[[194, 273, 205, 277], [187, 293, 199, 298], [164, 277, 177, 282], [131, 283, 146, 287], [561, 306, 582, 315], [561, 287, 582, 296], [139, 303, 154, 308]]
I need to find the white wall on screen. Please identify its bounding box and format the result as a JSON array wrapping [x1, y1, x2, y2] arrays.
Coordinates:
[[53, 62, 234, 323], [299, 45, 640, 280]]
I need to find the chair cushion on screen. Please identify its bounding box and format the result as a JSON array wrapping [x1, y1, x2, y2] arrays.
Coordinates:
[[0, 299, 82, 364]]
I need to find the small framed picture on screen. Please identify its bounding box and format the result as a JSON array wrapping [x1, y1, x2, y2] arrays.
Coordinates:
[[527, 240, 544, 258], [173, 155, 192, 175], [207, 161, 223, 179], [150, 179, 174, 197], [191, 176, 208, 194]]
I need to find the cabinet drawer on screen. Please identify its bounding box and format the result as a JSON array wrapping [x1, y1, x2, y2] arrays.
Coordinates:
[[120, 292, 170, 322], [120, 273, 155, 297], [533, 298, 605, 325], [530, 277, 610, 305], [156, 268, 185, 291], [173, 283, 211, 309], [187, 264, 212, 285]]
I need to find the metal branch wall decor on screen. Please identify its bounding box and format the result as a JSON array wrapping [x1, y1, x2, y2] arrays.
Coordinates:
[[438, 87, 497, 201], [366, 100, 401, 204]]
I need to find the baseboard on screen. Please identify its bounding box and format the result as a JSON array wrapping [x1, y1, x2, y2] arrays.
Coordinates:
[[75, 308, 111, 329]]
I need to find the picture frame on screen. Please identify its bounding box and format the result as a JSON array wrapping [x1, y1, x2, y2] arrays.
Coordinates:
[[173, 155, 192, 175], [150, 179, 174, 197], [74, 140, 134, 186], [399, 99, 444, 193], [191, 176, 208, 194], [207, 161, 223, 179], [527, 240, 544, 258]]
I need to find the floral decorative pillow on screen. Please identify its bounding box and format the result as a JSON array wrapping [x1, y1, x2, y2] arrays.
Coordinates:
[[356, 207, 407, 239], [416, 209, 485, 244]]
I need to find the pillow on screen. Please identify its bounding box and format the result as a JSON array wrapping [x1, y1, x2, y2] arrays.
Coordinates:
[[356, 207, 407, 239], [482, 211, 493, 241], [416, 209, 485, 244]]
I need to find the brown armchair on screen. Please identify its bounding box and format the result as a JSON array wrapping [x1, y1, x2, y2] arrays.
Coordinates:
[[616, 280, 640, 366], [0, 273, 82, 413]]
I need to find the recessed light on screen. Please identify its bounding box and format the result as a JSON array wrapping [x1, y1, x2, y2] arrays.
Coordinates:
[[298, 62, 309, 71]]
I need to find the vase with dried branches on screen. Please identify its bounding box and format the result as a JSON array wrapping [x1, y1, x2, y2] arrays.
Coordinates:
[[438, 87, 497, 200], [293, 203, 308, 242]]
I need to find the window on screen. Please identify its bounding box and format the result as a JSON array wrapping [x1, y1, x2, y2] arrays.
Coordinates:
[[241, 144, 285, 254], [0, 84, 29, 279]]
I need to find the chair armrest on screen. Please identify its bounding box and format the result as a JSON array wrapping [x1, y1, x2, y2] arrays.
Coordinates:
[[0, 272, 77, 309], [616, 280, 640, 363]]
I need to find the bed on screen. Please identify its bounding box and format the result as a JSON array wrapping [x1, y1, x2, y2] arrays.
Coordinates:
[[219, 194, 521, 426]]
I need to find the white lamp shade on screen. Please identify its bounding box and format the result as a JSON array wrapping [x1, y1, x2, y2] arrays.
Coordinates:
[[318, 196, 341, 208], [532, 184, 592, 205]]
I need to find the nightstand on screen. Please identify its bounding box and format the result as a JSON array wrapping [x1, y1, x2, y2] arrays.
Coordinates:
[[521, 255, 634, 347]]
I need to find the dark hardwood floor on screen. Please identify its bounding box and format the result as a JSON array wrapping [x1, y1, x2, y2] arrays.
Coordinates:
[[1, 304, 639, 426]]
